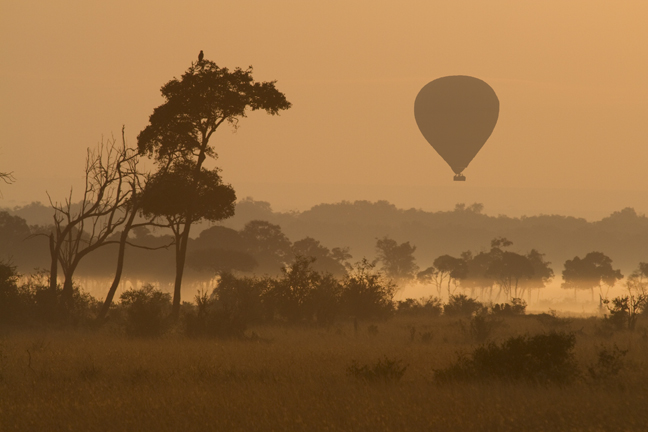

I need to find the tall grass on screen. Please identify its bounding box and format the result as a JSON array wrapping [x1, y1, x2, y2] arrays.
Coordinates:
[[1, 315, 647, 431]]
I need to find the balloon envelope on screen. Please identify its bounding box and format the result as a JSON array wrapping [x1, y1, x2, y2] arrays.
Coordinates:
[[414, 76, 499, 177]]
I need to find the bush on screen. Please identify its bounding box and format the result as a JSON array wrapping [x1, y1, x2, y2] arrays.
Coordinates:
[[396, 297, 443, 317], [347, 356, 407, 382], [119, 284, 171, 337], [490, 298, 527, 316], [341, 259, 395, 320], [0, 262, 25, 325], [185, 274, 270, 338], [588, 344, 628, 380], [1, 267, 98, 327], [264, 256, 343, 325], [603, 295, 647, 331], [435, 331, 579, 384], [461, 313, 501, 343], [444, 294, 483, 317]]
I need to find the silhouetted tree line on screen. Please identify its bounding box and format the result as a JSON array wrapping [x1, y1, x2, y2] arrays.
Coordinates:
[[213, 199, 648, 277]]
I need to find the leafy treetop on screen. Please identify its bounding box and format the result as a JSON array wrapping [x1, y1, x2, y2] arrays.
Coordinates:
[[137, 59, 291, 163]]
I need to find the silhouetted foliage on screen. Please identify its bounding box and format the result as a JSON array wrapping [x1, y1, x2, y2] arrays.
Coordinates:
[[341, 259, 396, 320], [119, 284, 171, 337], [266, 256, 323, 323], [587, 344, 628, 380], [375, 237, 419, 282], [428, 254, 468, 297], [187, 248, 257, 273], [522, 249, 554, 290], [0, 262, 24, 325], [603, 294, 647, 331], [240, 220, 293, 275], [435, 332, 579, 384], [292, 237, 350, 277], [562, 252, 623, 299], [443, 294, 483, 317], [490, 298, 527, 316], [461, 312, 502, 343], [347, 356, 407, 382], [396, 297, 443, 317]]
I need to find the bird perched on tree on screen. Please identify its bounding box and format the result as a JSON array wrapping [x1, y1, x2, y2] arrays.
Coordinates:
[[198, 50, 204, 62]]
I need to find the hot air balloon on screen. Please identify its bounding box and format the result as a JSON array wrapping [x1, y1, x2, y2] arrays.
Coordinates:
[[414, 76, 499, 181]]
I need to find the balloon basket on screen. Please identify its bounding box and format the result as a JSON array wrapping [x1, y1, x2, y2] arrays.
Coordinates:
[[453, 174, 466, 181]]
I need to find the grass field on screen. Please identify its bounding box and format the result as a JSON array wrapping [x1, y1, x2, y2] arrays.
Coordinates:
[[1, 315, 648, 431]]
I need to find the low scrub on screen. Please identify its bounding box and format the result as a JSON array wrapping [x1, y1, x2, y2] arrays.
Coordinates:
[[489, 298, 527, 316], [347, 356, 407, 382], [435, 331, 579, 384], [396, 297, 443, 317], [443, 294, 483, 317], [120, 284, 171, 337]]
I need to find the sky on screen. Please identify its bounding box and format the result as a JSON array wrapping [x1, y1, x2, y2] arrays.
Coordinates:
[[1, 0, 647, 220]]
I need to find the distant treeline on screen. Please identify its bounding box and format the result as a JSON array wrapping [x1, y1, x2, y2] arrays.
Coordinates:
[[2, 199, 647, 283]]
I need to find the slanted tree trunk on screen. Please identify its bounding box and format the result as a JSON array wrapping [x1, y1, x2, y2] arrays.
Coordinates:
[[97, 209, 138, 322]]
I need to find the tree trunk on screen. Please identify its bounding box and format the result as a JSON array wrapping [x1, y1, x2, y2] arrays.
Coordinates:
[[171, 221, 192, 318], [97, 210, 138, 322], [61, 271, 75, 312], [49, 233, 59, 292]]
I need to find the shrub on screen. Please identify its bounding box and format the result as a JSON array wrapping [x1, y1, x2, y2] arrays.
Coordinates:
[[461, 313, 502, 343], [340, 259, 395, 320], [0, 262, 24, 325], [435, 331, 579, 384], [490, 298, 527, 316], [535, 309, 572, 329], [444, 294, 483, 317], [185, 274, 270, 338], [396, 296, 443, 317], [603, 295, 647, 331], [119, 284, 171, 337], [1, 267, 98, 327], [264, 257, 345, 325], [347, 356, 407, 382], [588, 344, 628, 380]]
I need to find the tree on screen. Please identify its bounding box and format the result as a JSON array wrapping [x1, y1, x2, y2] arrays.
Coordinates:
[[562, 252, 623, 300], [239, 220, 293, 274], [341, 258, 396, 320], [419, 254, 467, 297], [486, 251, 534, 299], [604, 262, 648, 330], [519, 249, 554, 297], [137, 56, 290, 317], [0, 171, 14, 192], [375, 237, 419, 282], [459, 250, 497, 299], [139, 163, 236, 316], [48, 134, 139, 310], [292, 237, 350, 276]]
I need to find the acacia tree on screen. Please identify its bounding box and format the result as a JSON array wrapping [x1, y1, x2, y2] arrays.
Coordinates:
[[375, 237, 419, 283], [418, 254, 467, 298], [486, 250, 534, 299], [562, 251, 623, 300], [519, 249, 554, 299], [137, 55, 291, 317]]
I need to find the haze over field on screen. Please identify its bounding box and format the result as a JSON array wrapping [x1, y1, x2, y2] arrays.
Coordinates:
[[1, 1, 648, 220]]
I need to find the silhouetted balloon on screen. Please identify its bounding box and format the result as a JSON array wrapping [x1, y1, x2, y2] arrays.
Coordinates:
[[414, 76, 499, 181]]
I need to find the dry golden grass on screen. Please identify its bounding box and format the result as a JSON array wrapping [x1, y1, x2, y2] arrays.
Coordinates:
[[1, 315, 648, 431]]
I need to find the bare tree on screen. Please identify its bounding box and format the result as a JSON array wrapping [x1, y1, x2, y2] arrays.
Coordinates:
[[48, 131, 140, 309]]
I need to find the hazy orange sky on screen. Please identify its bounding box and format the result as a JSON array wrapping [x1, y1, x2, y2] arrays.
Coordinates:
[[1, 1, 647, 220]]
